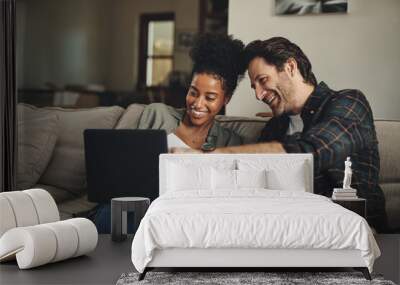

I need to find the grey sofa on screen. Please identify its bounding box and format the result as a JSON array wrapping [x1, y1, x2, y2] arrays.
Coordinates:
[[17, 103, 400, 231]]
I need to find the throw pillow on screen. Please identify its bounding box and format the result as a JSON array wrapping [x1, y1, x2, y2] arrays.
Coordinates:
[[17, 113, 59, 189], [167, 162, 212, 191], [236, 169, 267, 189], [212, 168, 236, 190], [24, 104, 125, 194], [211, 169, 267, 190], [115, 104, 146, 129], [265, 162, 306, 191], [237, 158, 308, 191]]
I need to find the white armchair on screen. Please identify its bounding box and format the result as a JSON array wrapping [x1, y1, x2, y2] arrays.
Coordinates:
[[0, 189, 98, 269]]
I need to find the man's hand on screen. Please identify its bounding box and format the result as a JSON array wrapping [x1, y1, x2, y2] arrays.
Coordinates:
[[169, 147, 203, 154]]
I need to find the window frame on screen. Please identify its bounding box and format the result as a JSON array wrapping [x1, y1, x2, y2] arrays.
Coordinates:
[[138, 12, 175, 88]]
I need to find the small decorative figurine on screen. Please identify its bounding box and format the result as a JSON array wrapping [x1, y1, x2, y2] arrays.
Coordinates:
[[332, 157, 357, 199], [342, 157, 353, 189]]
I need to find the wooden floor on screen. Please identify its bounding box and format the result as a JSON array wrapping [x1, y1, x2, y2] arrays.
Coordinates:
[[0, 234, 398, 284]]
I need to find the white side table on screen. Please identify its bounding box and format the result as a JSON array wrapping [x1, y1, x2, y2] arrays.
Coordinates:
[[111, 197, 150, 242]]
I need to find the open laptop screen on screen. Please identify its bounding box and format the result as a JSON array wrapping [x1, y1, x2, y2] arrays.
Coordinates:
[[84, 129, 167, 203]]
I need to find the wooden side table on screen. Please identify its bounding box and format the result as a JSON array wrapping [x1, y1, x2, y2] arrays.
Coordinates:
[[331, 198, 366, 218], [111, 197, 150, 242]]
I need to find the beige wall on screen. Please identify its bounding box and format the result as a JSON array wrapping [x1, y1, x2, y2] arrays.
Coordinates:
[[173, 0, 199, 73], [18, 0, 199, 91], [107, 0, 173, 91], [20, 0, 112, 89], [227, 0, 400, 120], [107, 0, 199, 90]]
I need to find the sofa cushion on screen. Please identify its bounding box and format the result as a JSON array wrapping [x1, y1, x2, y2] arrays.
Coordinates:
[[375, 120, 400, 231], [216, 116, 267, 144], [19, 104, 124, 195], [57, 195, 97, 220], [35, 184, 77, 204], [115, 104, 145, 129], [381, 183, 400, 230], [375, 120, 400, 183], [17, 106, 59, 189]]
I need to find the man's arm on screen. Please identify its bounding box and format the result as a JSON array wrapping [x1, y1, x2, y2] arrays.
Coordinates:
[[169, 141, 286, 154], [213, 90, 373, 173], [213, 141, 286, 153], [279, 90, 375, 173]]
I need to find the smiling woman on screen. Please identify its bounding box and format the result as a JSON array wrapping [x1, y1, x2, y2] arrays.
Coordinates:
[[91, 34, 245, 234], [137, 33, 246, 151], [177, 73, 227, 149]]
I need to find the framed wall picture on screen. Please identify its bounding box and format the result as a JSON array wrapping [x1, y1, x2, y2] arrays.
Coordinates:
[[275, 0, 348, 15]]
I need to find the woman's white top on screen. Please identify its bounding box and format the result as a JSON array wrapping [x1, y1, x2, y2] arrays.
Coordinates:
[[167, 133, 191, 148]]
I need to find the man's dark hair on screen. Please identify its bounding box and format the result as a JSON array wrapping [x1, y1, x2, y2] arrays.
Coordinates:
[[190, 34, 246, 98], [243, 37, 317, 86]]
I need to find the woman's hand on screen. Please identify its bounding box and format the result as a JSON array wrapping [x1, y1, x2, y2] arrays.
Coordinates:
[[169, 147, 203, 154]]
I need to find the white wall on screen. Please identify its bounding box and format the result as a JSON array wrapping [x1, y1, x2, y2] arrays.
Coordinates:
[[227, 0, 400, 120]]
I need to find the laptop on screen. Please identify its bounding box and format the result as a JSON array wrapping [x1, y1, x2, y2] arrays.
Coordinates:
[[83, 129, 168, 203]]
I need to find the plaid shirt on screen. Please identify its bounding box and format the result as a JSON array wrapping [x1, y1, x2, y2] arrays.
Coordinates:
[[259, 82, 386, 230]]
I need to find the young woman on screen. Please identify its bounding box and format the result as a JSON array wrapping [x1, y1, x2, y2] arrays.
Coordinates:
[[93, 34, 245, 233], [137, 33, 246, 151]]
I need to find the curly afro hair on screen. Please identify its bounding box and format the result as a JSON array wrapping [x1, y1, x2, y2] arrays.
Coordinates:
[[190, 34, 246, 98]]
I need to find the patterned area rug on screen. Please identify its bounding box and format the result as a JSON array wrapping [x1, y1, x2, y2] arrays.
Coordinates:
[[116, 271, 396, 285]]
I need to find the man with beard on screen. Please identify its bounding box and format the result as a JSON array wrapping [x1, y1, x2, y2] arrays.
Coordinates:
[[187, 37, 387, 232]]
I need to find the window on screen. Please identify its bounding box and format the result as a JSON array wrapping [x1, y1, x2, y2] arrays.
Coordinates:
[[139, 13, 175, 88]]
